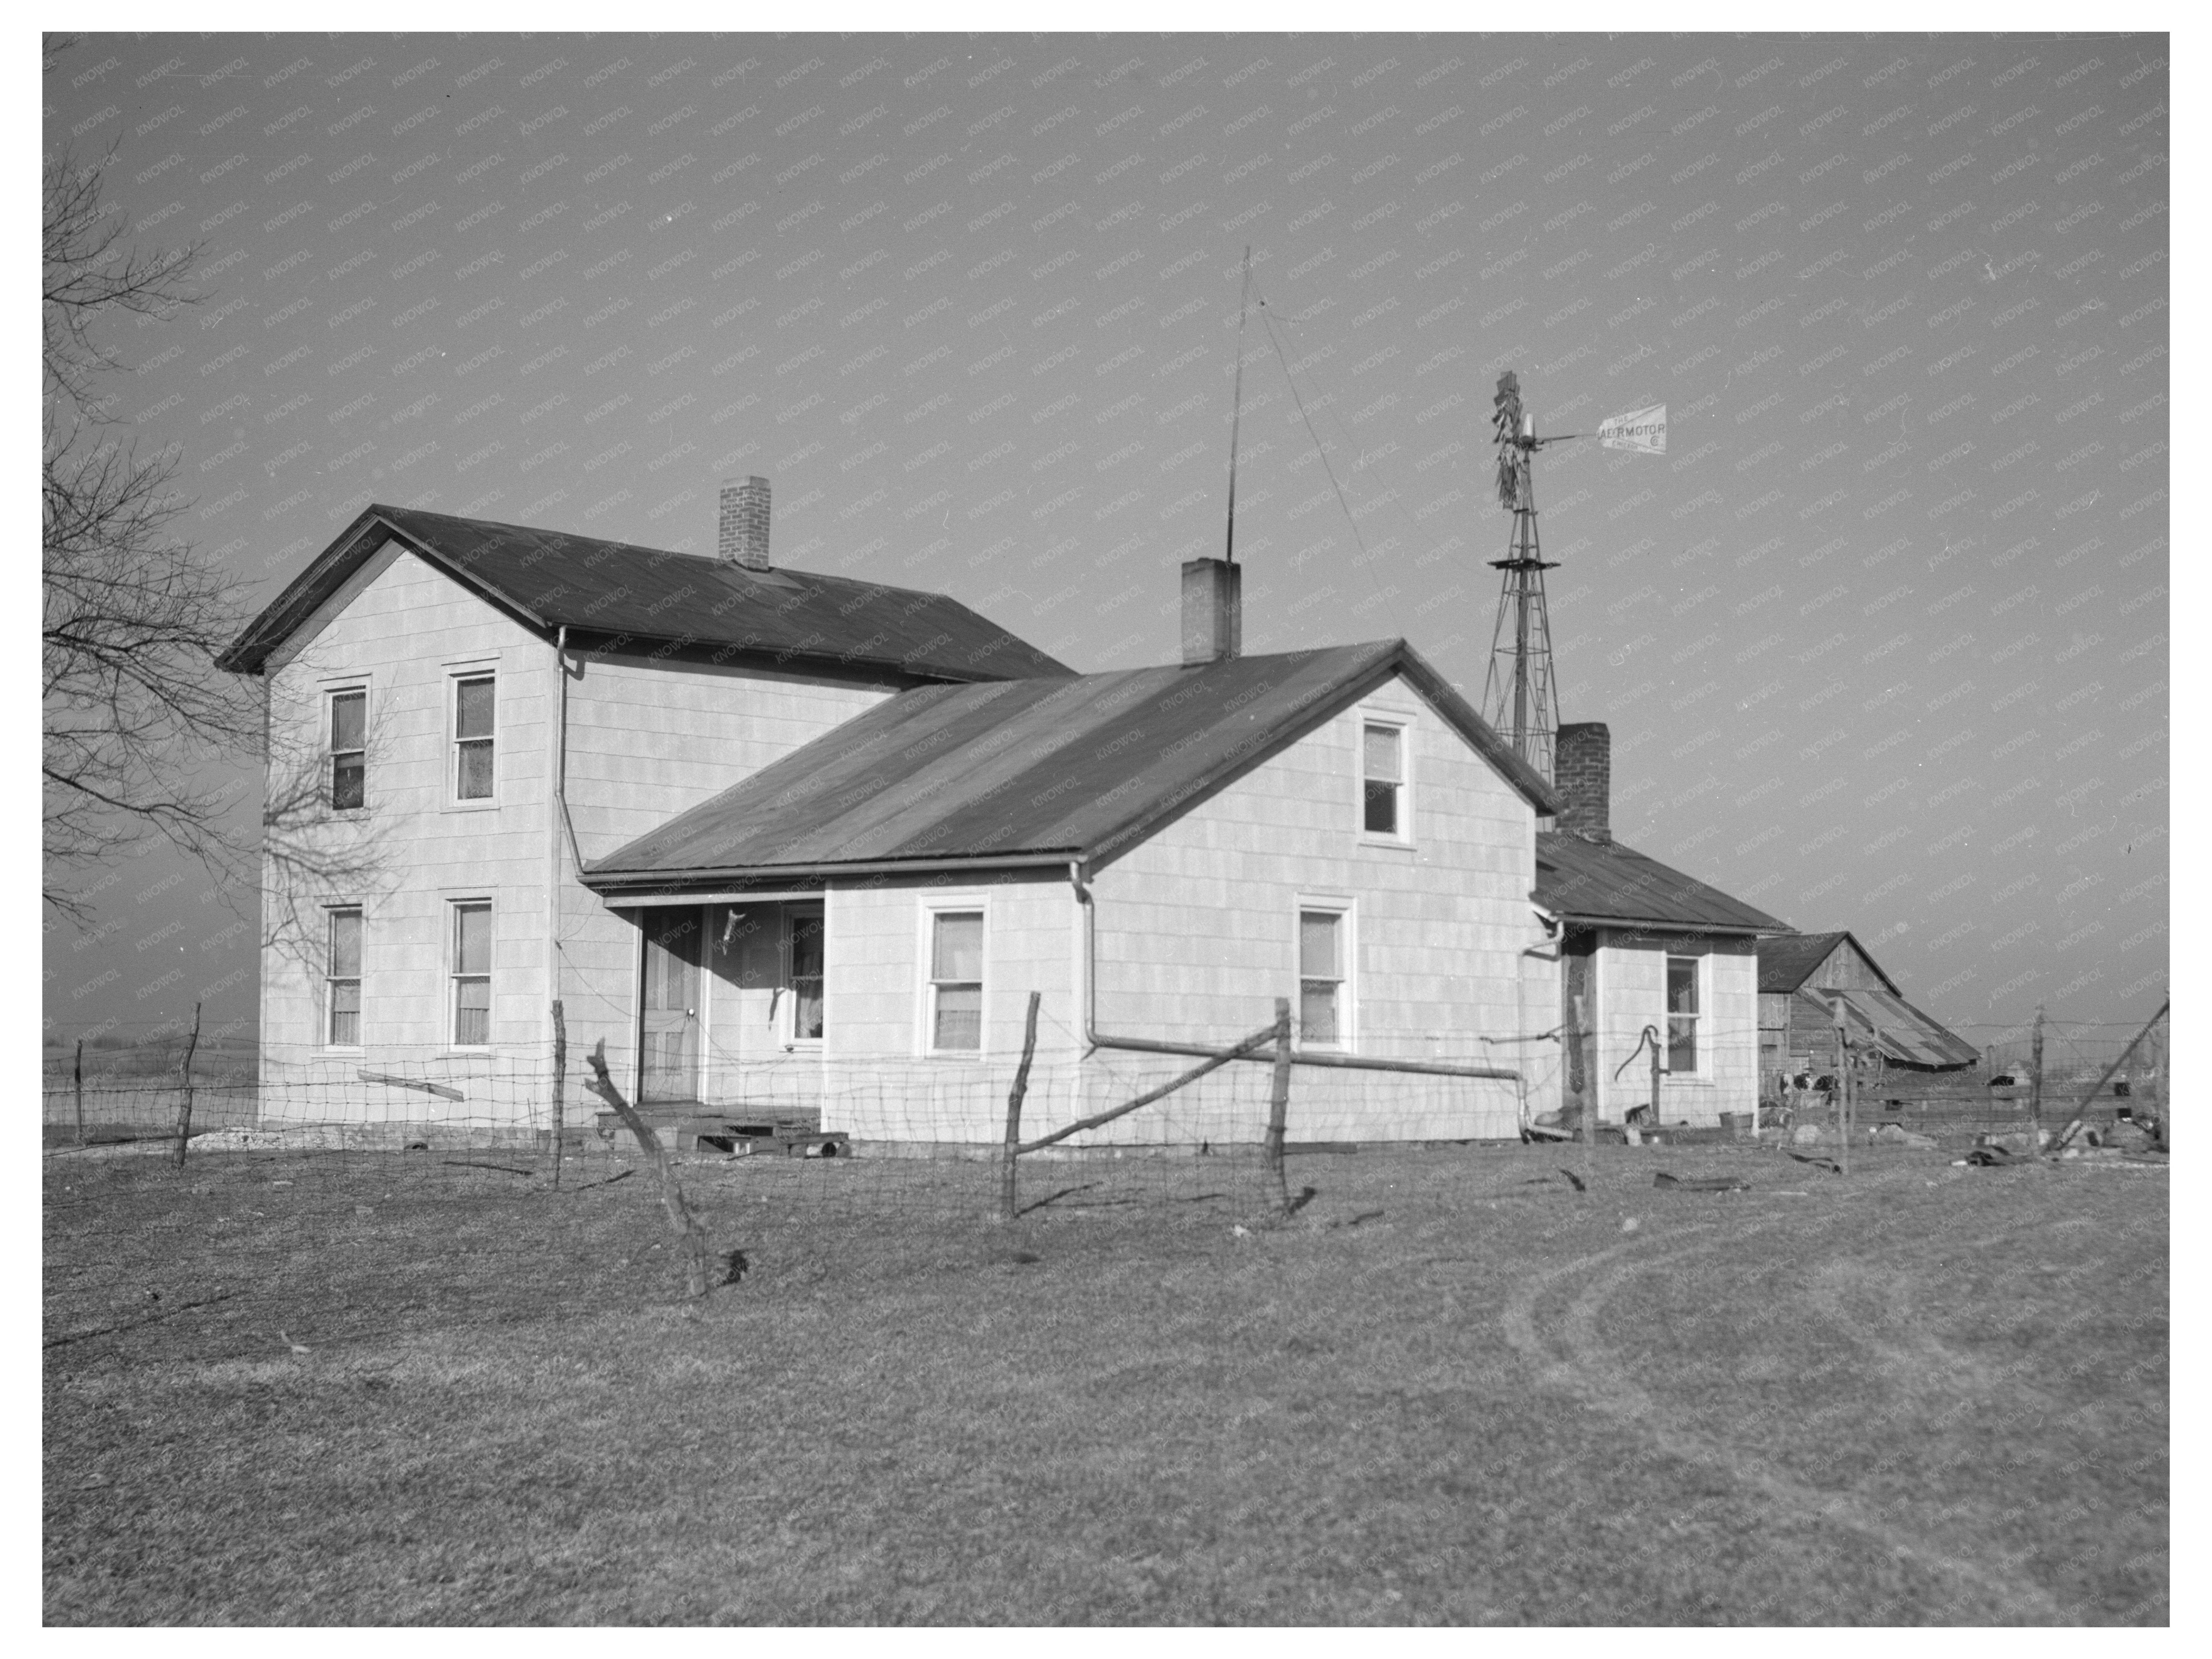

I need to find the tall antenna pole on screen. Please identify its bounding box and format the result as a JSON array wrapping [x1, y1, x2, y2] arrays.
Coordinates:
[[1224, 244, 1252, 564]]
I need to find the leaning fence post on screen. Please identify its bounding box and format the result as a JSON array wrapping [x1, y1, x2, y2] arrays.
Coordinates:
[[2028, 1003, 2046, 1147], [74, 1038, 85, 1148], [550, 999, 568, 1191], [173, 1003, 201, 1168], [997, 992, 1040, 1223], [583, 1039, 713, 1299], [2048, 996, 2169, 1154], [1265, 997, 1293, 1214]]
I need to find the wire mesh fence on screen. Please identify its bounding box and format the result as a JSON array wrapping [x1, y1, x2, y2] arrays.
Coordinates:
[[41, 1009, 2170, 1158], [43, 1001, 2167, 1365]]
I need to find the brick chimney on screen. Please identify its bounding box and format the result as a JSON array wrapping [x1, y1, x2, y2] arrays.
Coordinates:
[[1180, 556, 1241, 665], [717, 475, 771, 570], [1554, 721, 1611, 842]]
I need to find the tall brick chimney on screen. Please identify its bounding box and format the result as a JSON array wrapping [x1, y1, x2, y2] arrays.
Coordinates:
[[717, 475, 771, 570], [1554, 721, 1611, 842], [1180, 556, 1241, 665]]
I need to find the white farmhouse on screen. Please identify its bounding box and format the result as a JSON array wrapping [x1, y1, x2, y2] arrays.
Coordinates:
[[223, 479, 1782, 1146]]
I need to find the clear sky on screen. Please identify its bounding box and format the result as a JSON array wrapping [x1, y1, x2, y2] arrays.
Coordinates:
[[41, 28, 2169, 1047]]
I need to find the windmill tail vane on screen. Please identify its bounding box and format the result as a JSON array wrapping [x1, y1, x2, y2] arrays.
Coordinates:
[[1598, 403, 1667, 454]]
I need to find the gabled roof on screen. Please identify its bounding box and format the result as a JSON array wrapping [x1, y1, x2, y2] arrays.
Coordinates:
[[1535, 831, 1791, 936], [584, 640, 1560, 890], [1756, 930, 1901, 996], [1796, 985, 1979, 1071], [216, 504, 1073, 683]]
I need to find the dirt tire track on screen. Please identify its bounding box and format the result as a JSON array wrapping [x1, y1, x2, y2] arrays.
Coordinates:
[[1502, 1225, 2065, 1622]]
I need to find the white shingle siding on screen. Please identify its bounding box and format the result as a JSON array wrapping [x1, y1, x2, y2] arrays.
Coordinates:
[[1586, 933, 1760, 1125], [257, 545, 907, 1121], [261, 548, 549, 1109]]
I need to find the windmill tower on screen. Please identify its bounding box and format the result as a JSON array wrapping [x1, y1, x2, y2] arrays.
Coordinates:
[[1482, 371, 1561, 783], [1480, 371, 1666, 785]]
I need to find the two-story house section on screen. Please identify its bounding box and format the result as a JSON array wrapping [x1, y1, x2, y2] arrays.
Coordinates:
[[217, 478, 1070, 1123]]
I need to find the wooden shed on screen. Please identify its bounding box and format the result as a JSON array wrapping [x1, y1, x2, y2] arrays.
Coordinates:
[[1756, 931, 1977, 1089]]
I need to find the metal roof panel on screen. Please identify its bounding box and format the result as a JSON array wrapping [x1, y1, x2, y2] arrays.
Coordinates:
[[588, 641, 1555, 884], [1796, 985, 1979, 1070], [1535, 831, 1792, 934]]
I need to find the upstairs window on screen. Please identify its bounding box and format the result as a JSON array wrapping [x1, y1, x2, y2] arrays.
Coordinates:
[[1362, 722, 1405, 837], [329, 689, 366, 810], [789, 909, 825, 1043], [1299, 908, 1346, 1045], [1666, 955, 1701, 1073], [326, 907, 362, 1047], [452, 902, 492, 1046], [928, 910, 983, 1053], [454, 674, 496, 800]]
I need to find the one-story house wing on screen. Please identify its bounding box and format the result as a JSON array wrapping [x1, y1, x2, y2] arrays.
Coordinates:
[[1535, 722, 1794, 1127], [581, 598, 1564, 1147]]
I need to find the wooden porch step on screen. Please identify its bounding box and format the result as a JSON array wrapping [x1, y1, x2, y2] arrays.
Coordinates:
[[593, 1109, 845, 1157]]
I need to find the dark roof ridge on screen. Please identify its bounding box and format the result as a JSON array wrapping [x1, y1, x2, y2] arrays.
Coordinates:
[[216, 502, 1074, 683]]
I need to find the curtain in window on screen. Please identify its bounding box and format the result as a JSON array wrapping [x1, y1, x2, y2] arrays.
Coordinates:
[[455, 677, 495, 799]]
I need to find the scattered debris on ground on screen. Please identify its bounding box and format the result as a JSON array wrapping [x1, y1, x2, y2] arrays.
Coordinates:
[[1653, 1172, 1751, 1192]]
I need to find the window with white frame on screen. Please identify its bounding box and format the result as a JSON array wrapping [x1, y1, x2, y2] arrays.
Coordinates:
[[1361, 720, 1407, 838], [329, 689, 366, 810], [326, 907, 362, 1047], [451, 901, 492, 1046], [1298, 907, 1350, 1046], [788, 907, 825, 1043], [1666, 955, 1701, 1073], [927, 910, 983, 1052], [453, 673, 496, 800]]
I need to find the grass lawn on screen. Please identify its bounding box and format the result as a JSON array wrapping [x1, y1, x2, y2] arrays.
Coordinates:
[[43, 1139, 2167, 1624]]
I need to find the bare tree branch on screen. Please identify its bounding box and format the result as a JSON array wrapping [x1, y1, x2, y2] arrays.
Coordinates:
[[42, 61, 248, 916]]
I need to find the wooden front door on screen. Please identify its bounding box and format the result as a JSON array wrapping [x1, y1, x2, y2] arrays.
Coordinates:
[[639, 907, 703, 1104]]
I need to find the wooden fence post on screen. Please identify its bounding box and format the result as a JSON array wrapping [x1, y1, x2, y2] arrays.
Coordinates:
[[2028, 1004, 2046, 1146], [74, 1038, 85, 1148], [1265, 997, 1293, 1214], [583, 1039, 713, 1299], [1829, 997, 1848, 1176], [2148, 1018, 2166, 1148], [172, 1003, 201, 1168], [1869, 1021, 1884, 1139], [550, 999, 568, 1191], [999, 991, 1040, 1223], [1573, 993, 1596, 1188]]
